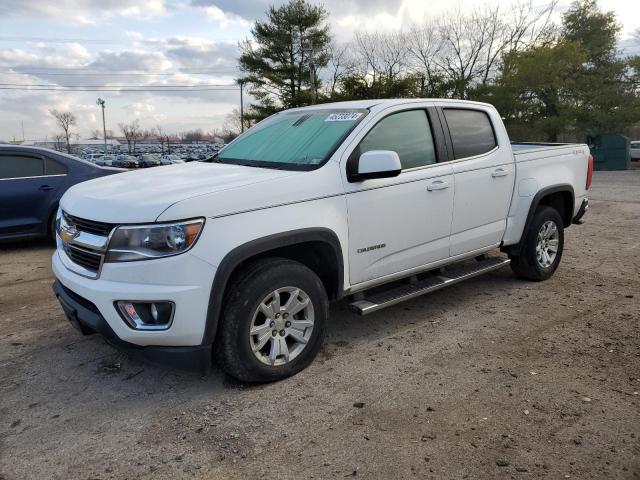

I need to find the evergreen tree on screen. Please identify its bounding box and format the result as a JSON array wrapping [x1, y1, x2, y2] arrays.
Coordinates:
[[239, 0, 330, 121]]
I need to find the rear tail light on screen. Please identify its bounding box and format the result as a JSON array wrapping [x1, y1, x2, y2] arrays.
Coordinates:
[[586, 154, 593, 190]]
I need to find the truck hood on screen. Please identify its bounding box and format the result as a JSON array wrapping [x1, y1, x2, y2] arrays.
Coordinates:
[[61, 162, 302, 223]]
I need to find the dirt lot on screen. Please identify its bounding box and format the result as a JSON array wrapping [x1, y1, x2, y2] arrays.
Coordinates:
[[1, 171, 639, 480]]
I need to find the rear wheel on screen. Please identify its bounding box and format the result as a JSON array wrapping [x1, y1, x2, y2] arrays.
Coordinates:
[[215, 258, 328, 383], [509, 206, 564, 281]]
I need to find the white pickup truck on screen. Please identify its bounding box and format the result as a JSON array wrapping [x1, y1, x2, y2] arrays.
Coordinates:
[[52, 99, 592, 382]]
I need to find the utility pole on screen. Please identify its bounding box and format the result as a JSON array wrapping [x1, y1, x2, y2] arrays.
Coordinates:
[[308, 38, 315, 104], [96, 98, 108, 154], [21, 120, 25, 141], [238, 79, 245, 133]]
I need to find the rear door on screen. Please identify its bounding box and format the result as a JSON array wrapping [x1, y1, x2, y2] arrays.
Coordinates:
[[439, 107, 515, 256], [342, 104, 455, 285], [0, 152, 67, 237]]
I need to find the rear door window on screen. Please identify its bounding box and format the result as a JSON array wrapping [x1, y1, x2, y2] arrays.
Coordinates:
[[0, 154, 45, 179], [45, 158, 68, 175], [443, 109, 497, 159]]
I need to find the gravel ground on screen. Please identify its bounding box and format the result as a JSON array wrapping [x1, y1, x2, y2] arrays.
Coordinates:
[[1, 171, 639, 480]]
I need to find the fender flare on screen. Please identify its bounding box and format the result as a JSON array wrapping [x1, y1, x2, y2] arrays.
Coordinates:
[[506, 184, 574, 255], [201, 227, 344, 346]]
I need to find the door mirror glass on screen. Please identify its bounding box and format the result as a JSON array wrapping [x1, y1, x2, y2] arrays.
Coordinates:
[[351, 150, 401, 182]]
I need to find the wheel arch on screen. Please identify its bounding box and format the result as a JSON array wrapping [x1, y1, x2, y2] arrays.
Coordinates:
[[202, 228, 344, 346], [503, 184, 574, 256]]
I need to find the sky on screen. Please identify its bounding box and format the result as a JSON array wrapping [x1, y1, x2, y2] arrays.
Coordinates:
[[0, 0, 638, 142]]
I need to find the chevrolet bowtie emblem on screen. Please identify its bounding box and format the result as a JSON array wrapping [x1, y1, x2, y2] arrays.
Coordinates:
[[60, 223, 80, 243]]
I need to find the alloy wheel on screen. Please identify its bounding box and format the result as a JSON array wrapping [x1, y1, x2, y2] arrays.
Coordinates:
[[249, 287, 315, 366], [536, 220, 559, 268]]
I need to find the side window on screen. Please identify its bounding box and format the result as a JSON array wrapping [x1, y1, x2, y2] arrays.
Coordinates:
[[356, 110, 437, 170], [443, 109, 497, 159], [0, 155, 45, 179], [45, 158, 68, 175]]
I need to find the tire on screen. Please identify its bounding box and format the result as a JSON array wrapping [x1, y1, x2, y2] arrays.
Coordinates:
[[215, 257, 329, 383], [509, 206, 564, 281], [48, 209, 58, 242]]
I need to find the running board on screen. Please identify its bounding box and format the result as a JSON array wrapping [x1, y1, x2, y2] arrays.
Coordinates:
[[349, 256, 511, 315]]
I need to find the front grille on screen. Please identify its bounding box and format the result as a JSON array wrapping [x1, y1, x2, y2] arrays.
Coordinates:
[[64, 212, 115, 236], [64, 244, 103, 272]]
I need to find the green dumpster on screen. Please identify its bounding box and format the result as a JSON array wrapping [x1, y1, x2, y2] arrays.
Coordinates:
[[586, 134, 630, 171]]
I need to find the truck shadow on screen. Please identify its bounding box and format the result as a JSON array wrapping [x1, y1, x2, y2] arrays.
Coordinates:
[[15, 265, 521, 411]]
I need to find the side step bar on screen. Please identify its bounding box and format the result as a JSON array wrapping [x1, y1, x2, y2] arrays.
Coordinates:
[[349, 256, 511, 315]]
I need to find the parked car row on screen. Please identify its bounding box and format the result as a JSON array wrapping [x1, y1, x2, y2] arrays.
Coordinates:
[[90, 153, 186, 169], [79, 143, 225, 169]]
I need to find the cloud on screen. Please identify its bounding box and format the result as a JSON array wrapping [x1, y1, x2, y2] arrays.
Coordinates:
[[87, 50, 173, 73], [64, 43, 91, 59], [203, 5, 251, 28], [190, 0, 402, 23], [162, 38, 239, 72], [0, 0, 167, 24]]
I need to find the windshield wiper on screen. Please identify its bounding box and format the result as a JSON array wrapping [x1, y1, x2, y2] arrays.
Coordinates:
[[206, 152, 223, 163]]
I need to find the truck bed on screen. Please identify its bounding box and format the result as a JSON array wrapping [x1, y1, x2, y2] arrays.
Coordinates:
[[511, 142, 588, 162]]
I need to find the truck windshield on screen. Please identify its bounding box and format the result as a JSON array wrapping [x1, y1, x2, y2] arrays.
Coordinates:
[[217, 109, 368, 170]]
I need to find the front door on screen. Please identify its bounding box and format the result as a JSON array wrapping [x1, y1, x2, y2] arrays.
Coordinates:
[[343, 107, 455, 286]]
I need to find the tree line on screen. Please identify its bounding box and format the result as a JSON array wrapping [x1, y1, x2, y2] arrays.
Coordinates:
[[239, 0, 640, 142]]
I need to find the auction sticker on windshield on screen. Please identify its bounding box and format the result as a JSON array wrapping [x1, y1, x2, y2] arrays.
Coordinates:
[[325, 112, 363, 122]]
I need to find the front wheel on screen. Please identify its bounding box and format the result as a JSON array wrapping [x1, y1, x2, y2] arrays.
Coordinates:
[[215, 258, 329, 383], [509, 206, 564, 281]]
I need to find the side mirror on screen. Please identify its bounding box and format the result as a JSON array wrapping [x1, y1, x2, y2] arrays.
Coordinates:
[[349, 150, 402, 182]]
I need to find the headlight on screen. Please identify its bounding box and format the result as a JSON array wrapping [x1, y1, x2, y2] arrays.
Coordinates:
[[105, 218, 204, 262]]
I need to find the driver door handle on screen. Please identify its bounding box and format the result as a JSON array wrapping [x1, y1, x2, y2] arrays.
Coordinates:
[[427, 180, 449, 191], [39, 185, 54, 191]]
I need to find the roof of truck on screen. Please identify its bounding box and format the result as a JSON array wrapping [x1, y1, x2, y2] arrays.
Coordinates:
[[288, 98, 494, 112]]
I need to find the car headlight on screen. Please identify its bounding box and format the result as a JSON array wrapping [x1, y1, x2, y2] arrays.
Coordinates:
[[105, 218, 205, 262]]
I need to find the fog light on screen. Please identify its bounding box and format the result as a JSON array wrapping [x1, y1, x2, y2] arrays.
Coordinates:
[[116, 301, 174, 330]]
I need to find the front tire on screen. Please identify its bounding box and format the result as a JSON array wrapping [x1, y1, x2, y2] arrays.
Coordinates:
[[509, 206, 564, 281], [215, 258, 329, 383]]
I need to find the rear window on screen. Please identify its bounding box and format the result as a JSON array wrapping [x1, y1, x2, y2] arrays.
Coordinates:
[[443, 109, 497, 159], [46, 158, 68, 175], [0, 154, 45, 179]]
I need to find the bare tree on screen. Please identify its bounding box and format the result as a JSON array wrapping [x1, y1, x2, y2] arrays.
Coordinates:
[[327, 0, 559, 99], [407, 20, 444, 95], [90, 128, 114, 140], [118, 119, 141, 154], [324, 42, 355, 96], [155, 124, 167, 154], [49, 109, 76, 153], [180, 129, 204, 144], [53, 133, 66, 152]]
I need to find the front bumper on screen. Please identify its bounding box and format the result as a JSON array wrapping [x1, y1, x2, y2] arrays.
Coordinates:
[[52, 249, 216, 346], [53, 279, 212, 373]]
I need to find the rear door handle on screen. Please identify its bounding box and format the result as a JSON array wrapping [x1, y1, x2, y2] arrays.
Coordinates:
[[39, 185, 53, 191], [491, 168, 509, 178], [427, 180, 449, 191]]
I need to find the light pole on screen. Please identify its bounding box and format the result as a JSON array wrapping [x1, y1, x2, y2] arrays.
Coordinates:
[[96, 98, 107, 154], [238, 79, 245, 133]]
